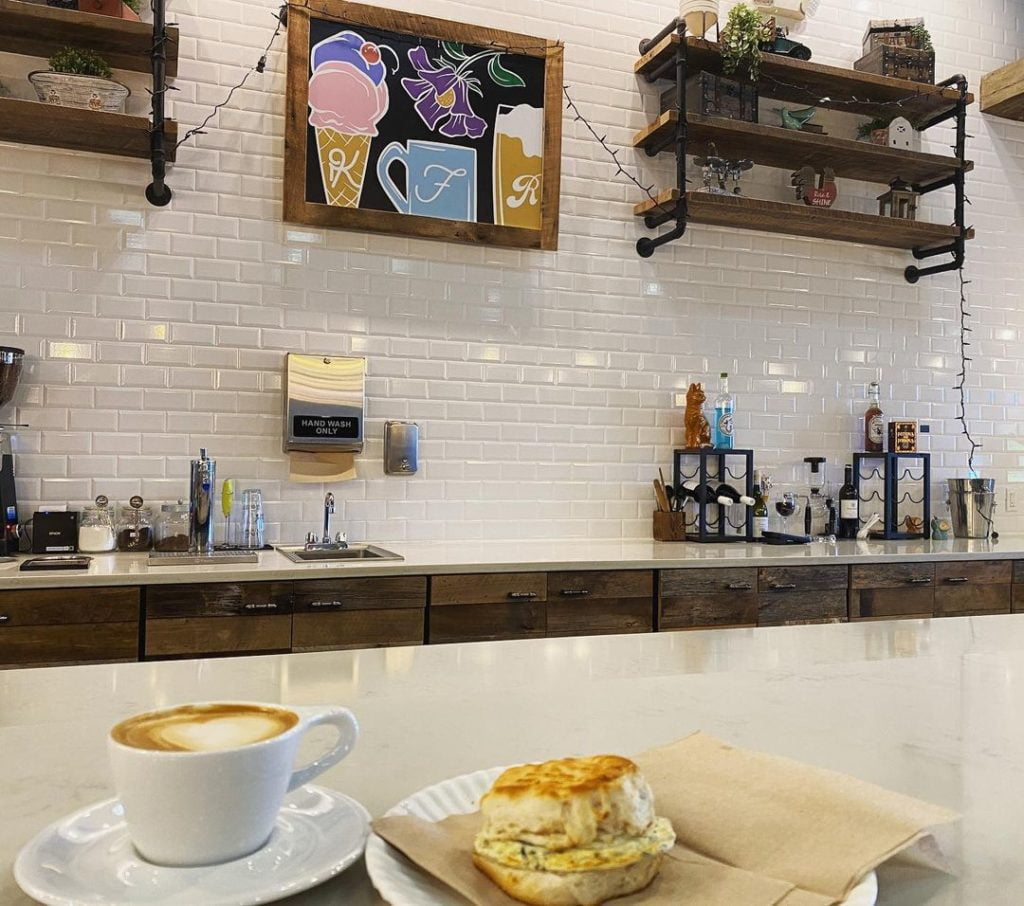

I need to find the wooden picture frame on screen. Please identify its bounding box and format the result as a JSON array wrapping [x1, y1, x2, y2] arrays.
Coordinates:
[[284, 0, 563, 250]]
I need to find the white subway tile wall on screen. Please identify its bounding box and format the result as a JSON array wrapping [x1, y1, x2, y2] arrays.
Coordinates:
[[0, 0, 1022, 542]]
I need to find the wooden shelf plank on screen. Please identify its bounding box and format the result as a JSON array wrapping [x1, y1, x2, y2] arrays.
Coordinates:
[[635, 36, 971, 126], [0, 0, 177, 77], [981, 59, 1024, 121], [633, 191, 975, 251], [0, 97, 177, 161], [633, 112, 972, 186]]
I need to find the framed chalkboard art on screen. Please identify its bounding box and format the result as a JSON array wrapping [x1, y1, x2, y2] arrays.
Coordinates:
[[284, 0, 564, 250]]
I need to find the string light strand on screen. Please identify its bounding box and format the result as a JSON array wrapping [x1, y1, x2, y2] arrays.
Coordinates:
[[954, 266, 981, 475]]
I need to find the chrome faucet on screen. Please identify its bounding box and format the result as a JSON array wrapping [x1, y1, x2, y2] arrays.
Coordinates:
[[303, 491, 347, 549]]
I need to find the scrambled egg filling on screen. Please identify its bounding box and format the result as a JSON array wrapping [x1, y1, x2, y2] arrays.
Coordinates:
[[475, 817, 676, 872]]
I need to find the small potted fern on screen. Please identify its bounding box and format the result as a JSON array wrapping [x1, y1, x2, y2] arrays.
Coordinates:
[[721, 3, 765, 82], [29, 47, 130, 113]]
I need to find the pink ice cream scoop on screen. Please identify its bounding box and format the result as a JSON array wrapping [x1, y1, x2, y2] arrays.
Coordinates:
[[308, 60, 389, 134]]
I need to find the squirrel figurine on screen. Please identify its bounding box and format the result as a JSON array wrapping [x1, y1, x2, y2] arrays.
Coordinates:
[[684, 383, 712, 449]]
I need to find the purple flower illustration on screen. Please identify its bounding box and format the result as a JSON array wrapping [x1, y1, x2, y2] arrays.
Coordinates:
[[401, 47, 487, 139]]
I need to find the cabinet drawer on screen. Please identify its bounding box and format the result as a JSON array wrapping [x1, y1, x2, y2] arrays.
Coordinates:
[[548, 600, 652, 637], [0, 587, 139, 627], [934, 585, 1011, 617], [292, 609, 424, 651], [431, 573, 546, 606], [850, 588, 934, 620], [1014, 561, 1024, 585], [429, 602, 545, 644], [935, 560, 1012, 585], [547, 570, 653, 600], [660, 568, 757, 596], [293, 576, 426, 612], [758, 590, 848, 626], [660, 593, 758, 630], [0, 622, 138, 668], [758, 566, 848, 593], [850, 563, 935, 589], [145, 583, 292, 618], [144, 615, 291, 658]]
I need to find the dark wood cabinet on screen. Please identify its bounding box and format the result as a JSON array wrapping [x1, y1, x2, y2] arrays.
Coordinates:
[[430, 572, 547, 643], [933, 560, 1011, 617], [546, 570, 653, 637], [291, 576, 426, 650], [0, 587, 140, 668], [659, 567, 758, 630], [850, 562, 935, 621], [1014, 561, 1024, 613], [144, 582, 293, 659], [757, 566, 848, 626]]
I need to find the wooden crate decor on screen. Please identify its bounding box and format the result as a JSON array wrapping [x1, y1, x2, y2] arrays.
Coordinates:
[[661, 72, 757, 122], [284, 0, 563, 250], [855, 46, 935, 85], [862, 18, 925, 54]]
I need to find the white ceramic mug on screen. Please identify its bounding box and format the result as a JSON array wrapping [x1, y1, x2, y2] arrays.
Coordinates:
[[108, 701, 359, 866]]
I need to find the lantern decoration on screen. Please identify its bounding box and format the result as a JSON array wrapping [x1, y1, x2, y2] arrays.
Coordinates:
[[679, 0, 718, 38], [877, 178, 919, 220]]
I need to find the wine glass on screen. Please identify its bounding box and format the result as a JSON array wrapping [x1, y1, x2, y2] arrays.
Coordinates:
[[775, 491, 800, 533]]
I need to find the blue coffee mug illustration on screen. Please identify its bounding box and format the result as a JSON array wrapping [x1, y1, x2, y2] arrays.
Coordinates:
[[376, 141, 477, 222]]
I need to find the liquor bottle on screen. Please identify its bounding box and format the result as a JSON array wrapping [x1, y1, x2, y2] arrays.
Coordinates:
[[679, 480, 720, 506], [713, 373, 735, 450], [864, 381, 883, 453], [715, 483, 755, 506], [838, 465, 859, 539], [752, 471, 769, 538]]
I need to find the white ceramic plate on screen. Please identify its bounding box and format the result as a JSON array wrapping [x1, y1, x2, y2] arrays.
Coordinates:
[[365, 766, 878, 906], [15, 784, 370, 906]]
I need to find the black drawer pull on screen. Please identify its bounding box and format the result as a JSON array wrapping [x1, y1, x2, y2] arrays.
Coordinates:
[[310, 600, 343, 609], [508, 592, 539, 600], [0, 614, 8, 625], [768, 583, 798, 591], [908, 577, 933, 585], [727, 583, 753, 591], [560, 589, 591, 597], [242, 602, 279, 611], [944, 577, 970, 584]]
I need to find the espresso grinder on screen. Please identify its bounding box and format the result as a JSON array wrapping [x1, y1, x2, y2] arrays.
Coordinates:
[[0, 347, 25, 561]]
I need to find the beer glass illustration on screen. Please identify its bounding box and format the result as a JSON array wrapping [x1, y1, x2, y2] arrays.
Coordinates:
[[493, 104, 543, 230], [376, 140, 477, 222]]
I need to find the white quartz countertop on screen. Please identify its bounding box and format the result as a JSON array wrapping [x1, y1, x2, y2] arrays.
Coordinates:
[[5, 615, 1024, 904], [0, 536, 1021, 589]]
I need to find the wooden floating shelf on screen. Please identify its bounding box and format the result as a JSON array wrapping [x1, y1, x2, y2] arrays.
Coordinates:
[[981, 59, 1024, 121], [633, 191, 975, 251], [635, 37, 972, 126], [0, 0, 177, 77], [633, 113, 972, 186], [0, 97, 177, 161]]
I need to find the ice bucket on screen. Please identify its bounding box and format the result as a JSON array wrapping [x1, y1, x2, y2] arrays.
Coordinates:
[[947, 478, 996, 539]]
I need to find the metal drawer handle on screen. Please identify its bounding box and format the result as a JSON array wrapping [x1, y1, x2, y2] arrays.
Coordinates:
[[727, 583, 753, 591], [560, 589, 591, 597], [768, 583, 798, 591], [908, 577, 932, 585], [242, 602, 279, 611], [310, 600, 343, 608], [945, 577, 970, 584], [508, 592, 539, 600], [0, 614, 8, 625]]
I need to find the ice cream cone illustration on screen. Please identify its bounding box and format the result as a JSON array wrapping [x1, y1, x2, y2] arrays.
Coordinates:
[[308, 30, 391, 208]]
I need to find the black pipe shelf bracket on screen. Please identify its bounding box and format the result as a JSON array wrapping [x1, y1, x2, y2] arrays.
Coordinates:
[[632, 21, 972, 283], [147, 0, 173, 206]]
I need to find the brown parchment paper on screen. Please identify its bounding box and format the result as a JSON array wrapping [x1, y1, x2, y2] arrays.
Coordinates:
[[372, 732, 958, 906]]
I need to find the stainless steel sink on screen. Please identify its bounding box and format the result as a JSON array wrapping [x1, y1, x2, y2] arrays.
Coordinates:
[[275, 544, 403, 563]]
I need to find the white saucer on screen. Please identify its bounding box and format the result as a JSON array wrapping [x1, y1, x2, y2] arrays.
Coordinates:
[[15, 784, 370, 906]]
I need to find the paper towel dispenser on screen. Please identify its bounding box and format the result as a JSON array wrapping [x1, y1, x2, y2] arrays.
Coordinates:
[[284, 354, 365, 454]]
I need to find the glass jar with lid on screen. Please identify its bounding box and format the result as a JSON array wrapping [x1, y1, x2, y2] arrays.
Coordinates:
[[155, 500, 191, 552], [117, 495, 154, 552], [78, 495, 116, 553]]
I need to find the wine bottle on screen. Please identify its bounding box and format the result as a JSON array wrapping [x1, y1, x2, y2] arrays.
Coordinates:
[[864, 381, 883, 453], [680, 480, 728, 506], [713, 373, 735, 450], [838, 465, 859, 539], [752, 472, 769, 538], [715, 483, 755, 506]]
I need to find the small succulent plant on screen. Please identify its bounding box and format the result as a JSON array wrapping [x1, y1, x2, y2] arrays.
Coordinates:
[[49, 47, 113, 80], [856, 116, 892, 139], [123, 0, 141, 11], [909, 24, 933, 52], [721, 3, 765, 82]]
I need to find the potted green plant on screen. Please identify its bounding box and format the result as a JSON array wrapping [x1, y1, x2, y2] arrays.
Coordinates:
[[721, 3, 765, 81], [78, 0, 142, 21], [28, 47, 130, 113], [856, 116, 892, 144]]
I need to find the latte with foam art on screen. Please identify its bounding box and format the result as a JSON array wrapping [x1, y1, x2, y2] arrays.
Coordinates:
[[111, 703, 299, 753]]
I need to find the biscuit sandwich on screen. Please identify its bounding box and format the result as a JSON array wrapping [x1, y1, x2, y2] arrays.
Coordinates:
[[472, 755, 675, 906]]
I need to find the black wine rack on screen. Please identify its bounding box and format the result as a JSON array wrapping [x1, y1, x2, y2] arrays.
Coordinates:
[[671, 448, 755, 543], [852, 452, 931, 540]]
